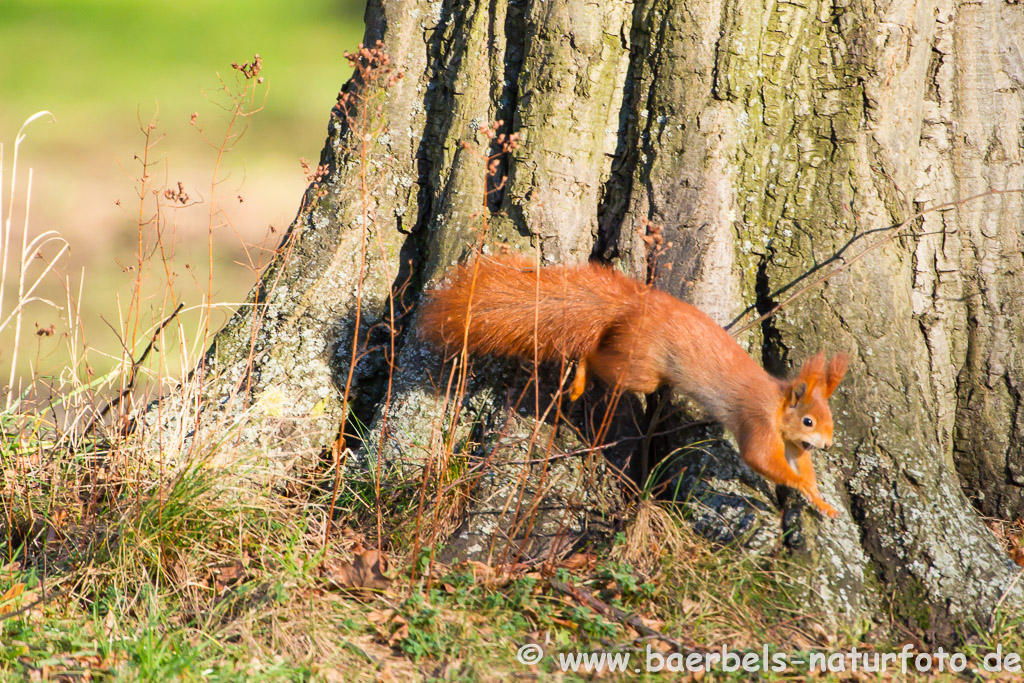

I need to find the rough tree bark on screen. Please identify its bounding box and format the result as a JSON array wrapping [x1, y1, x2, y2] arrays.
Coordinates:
[[142, 0, 1024, 640]]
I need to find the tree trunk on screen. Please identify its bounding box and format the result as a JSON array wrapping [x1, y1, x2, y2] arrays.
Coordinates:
[[141, 0, 1024, 640]]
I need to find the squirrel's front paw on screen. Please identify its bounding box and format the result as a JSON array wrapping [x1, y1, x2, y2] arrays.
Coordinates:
[[817, 502, 839, 519]]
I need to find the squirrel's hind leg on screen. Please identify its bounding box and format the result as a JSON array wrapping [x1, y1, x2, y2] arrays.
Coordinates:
[[569, 357, 588, 401]]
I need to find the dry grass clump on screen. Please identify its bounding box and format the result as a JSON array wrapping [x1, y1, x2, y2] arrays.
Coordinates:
[[613, 497, 703, 575]]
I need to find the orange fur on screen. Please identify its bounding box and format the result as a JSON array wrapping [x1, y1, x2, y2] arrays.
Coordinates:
[[419, 256, 848, 517]]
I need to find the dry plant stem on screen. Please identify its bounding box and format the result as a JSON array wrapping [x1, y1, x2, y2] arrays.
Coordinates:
[[423, 224, 487, 586], [87, 303, 185, 434], [423, 180, 493, 579], [169, 61, 266, 459], [424, 128, 513, 583], [408, 357, 461, 584], [1, 112, 67, 411], [357, 80, 379, 549], [3, 184, 69, 409], [326, 56, 372, 548], [148, 170, 188, 483], [5, 163, 33, 402], [989, 567, 1024, 631], [0, 584, 69, 625], [639, 392, 668, 489], [322, 47, 404, 552], [581, 282, 656, 501], [506, 424, 564, 566], [488, 260, 549, 564], [536, 409, 640, 573], [497, 248, 550, 564], [730, 187, 1024, 337], [441, 130, 515, 463], [367, 198, 402, 550], [125, 114, 159, 417], [367, 128, 397, 552], [530, 254, 667, 564], [498, 357, 570, 566], [506, 250, 575, 566], [200, 67, 266, 356], [235, 216, 305, 441], [434, 369, 540, 539], [411, 362, 550, 579], [56, 271, 89, 429]]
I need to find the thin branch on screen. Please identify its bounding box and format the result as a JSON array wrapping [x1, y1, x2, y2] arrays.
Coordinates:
[[87, 302, 185, 433], [729, 187, 1024, 337], [989, 567, 1024, 632], [548, 577, 703, 655]]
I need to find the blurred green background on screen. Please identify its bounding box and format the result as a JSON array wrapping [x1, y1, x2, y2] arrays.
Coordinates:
[[0, 0, 365, 402]]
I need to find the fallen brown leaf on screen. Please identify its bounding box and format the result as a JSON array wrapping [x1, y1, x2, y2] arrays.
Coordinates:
[[210, 561, 247, 592], [387, 617, 410, 647], [366, 608, 396, 626], [560, 552, 597, 572], [457, 560, 529, 588], [638, 616, 664, 631], [1011, 538, 1024, 566], [678, 598, 701, 617], [374, 662, 397, 683], [366, 607, 413, 646], [321, 546, 392, 592], [0, 583, 26, 615]]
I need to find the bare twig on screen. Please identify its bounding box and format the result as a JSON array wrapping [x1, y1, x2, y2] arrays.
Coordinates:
[[989, 567, 1024, 632], [86, 302, 185, 433]]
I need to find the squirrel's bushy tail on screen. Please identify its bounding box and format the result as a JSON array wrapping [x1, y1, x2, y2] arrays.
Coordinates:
[[419, 255, 643, 363]]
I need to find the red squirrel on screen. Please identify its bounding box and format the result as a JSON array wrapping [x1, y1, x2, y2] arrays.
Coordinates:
[[419, 255, 849, 518]]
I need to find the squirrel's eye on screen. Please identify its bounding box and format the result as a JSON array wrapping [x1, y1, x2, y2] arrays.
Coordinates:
[[802, 417, 814, 428]]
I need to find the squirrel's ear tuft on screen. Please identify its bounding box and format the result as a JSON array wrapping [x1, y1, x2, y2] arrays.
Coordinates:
[[824, 352, 849, 398], [796, 352, 825, 391], [788, 380, 808, 407]]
